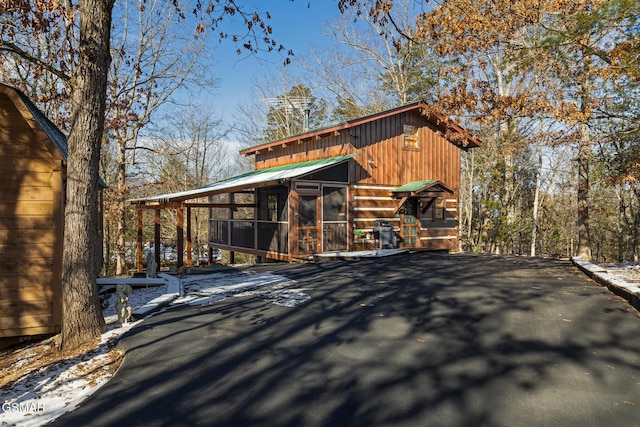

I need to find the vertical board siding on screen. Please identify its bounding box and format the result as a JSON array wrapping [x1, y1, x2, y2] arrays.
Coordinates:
[[255, 111, 461, 191], [0, 92, 61, 338]]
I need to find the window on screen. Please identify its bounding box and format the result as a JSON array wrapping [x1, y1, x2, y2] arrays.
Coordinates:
[[295, 182, 320, 192], [403, 124, 419, 148], [433, 197, 445, 220]]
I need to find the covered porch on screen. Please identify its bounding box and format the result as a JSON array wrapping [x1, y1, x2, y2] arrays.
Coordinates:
[[129, 155, 354, 270]]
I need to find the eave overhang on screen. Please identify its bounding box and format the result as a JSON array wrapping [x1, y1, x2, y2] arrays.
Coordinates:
[[239, 101, 483, 156]]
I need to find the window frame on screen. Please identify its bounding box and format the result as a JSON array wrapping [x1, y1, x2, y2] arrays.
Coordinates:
[[433, 197, 446, 221], [403, 124, 419, 149]]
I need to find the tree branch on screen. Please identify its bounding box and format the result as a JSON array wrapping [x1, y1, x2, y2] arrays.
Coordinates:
[[0, 42, 71, 81]]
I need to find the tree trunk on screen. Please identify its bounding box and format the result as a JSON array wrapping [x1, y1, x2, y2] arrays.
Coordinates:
[[617, 188, 625, 263], [116, 137, 128, 275], [60, 0, 114, 350], [576, 44, 593, 261], [465, 150, 475, 251], [531, 144, 542, 257], [576, 121, 591, 261]]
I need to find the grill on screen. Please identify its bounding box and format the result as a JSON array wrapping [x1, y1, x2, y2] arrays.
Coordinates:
[[372, 221, 397, 249]]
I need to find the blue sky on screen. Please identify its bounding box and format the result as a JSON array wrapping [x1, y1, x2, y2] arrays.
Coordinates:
[[207, 1, 343, 134]]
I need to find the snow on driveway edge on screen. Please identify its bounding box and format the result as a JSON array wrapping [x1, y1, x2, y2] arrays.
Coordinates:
[[572, 256, 640, 311]]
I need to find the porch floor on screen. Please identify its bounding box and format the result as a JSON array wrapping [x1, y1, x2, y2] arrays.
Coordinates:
[[313, 248, 405, 262]]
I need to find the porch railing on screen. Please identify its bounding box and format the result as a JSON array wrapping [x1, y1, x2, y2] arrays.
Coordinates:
[[210, 219, 288, 254]]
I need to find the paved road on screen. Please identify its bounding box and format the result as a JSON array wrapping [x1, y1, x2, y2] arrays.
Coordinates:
[[51, 252, 640, 427]]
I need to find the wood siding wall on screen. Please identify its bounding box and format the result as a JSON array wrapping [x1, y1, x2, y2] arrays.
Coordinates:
[[0, 93, 63, 338], [350, 185, 459, 251], [254, 110, 461, 191], [418, 197, 460, 251], [350, 185, 400, 230], [251, 109, 464, 253]]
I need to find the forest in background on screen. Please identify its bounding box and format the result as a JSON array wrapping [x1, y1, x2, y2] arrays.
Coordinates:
[[3, 0, 639, 273]]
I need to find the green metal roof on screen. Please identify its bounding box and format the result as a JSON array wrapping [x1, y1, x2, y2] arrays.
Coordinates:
[[392, 180, 439, 193], [392, 180, 454, 195], [210, 154, 355, 186], [130, 154, 355, 205]]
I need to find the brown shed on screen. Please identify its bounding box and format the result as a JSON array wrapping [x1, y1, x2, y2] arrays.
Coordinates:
[[0, 83, 103, 341], [131, 102, 482, 265]]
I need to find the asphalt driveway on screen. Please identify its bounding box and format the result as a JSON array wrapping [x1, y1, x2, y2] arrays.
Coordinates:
[[51, 252, 640, 426]]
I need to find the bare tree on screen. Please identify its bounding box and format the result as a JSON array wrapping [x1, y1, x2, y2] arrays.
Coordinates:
[[106, 0, 215, 275], [233, 71, 327, 145], [302, 0, 439, 120], [132, 104, 236, 262]]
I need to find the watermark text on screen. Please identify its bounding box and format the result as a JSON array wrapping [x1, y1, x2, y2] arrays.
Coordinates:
[[2, 401, 46, 413]]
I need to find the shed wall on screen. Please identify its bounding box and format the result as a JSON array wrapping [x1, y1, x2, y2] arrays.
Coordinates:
[[0, 93, 62, 337]]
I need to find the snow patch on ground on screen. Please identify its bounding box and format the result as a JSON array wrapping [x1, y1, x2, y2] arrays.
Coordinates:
[[176, 272, 306, 307], [0, 269, 306, 427], [264, 288, 313, 307], [0, 319, 142, 427]]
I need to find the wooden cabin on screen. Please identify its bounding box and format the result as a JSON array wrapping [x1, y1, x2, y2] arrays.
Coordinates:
[[130, 102, 481, 265], [0, 83, 104, 341]]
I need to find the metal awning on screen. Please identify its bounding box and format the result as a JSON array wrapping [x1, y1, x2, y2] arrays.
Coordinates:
[[130, 154, 354, 207], [391, 180, 454, 215], [391, 180, 454, 197]]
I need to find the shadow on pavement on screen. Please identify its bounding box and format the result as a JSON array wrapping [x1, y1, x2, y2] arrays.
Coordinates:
[[51, 252, 640, 427]]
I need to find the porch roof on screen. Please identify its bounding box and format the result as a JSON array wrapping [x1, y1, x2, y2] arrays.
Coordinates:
[[391, 180, 454, 196], [130, 154, 355, 207], [391, 180, 455, 215]]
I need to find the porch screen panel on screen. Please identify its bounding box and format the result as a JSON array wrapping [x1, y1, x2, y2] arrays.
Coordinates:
[[231, 221, 254, 248], [299, 196, 317, 227], [299, 161, 349, 182], [210, 219, 229, 244], [257, 222, 288, 253], [323, 186, 348, 251], [257, 186, 288, 221], [298, 195, 319, 253]]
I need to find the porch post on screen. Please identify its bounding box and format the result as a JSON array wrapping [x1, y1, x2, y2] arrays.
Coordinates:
[[154, 209, 161, 269], [177, 203, 184, 267], [399, 211, 405, 247], [228, 192, 234, 247], [136, 209, 143, 272], [186, 206, 192, 267]]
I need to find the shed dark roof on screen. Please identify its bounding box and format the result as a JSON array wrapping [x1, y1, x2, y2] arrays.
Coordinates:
[[13, 88, 69, 159]]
